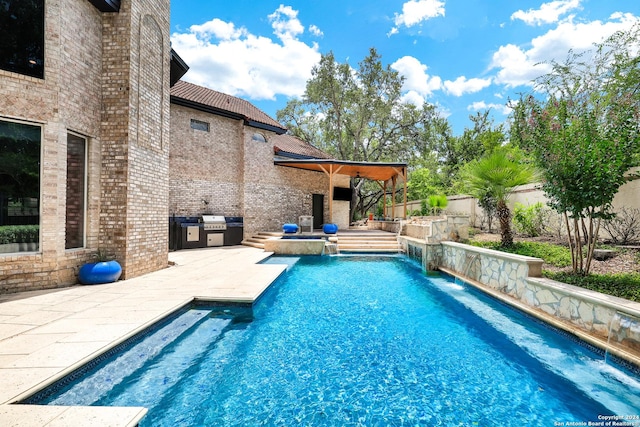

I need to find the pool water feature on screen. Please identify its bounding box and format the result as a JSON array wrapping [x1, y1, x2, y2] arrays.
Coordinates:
[[26, 255, 640, 426]]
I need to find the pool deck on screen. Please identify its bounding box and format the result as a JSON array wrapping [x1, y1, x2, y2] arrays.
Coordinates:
[[0, 246, 284, 427]]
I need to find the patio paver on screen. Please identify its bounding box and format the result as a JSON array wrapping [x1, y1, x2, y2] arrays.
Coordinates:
[[0, 246, 281, 426]]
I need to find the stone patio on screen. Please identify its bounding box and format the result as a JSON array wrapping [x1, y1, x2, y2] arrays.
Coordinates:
[[0, 246, 283, 427]]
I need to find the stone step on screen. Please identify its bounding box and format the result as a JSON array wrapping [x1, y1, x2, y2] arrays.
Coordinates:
[[339, 244, 402, 250], [241, 240, 264, 249], [243, 230, 402, 253], [336, 237, 398, 243], [339, 248, 402, 253]]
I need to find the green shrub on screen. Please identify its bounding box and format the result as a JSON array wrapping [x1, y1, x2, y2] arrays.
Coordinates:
[[512, 202, 547, 237], [544, 271, 640, 303], [420, 199, 429, 215], [0, 225, 38, 244], [3, 225, 38, 243], [470, 240, 572, 267], [427, 194, 448, 215], [0, 227, 16, 244]]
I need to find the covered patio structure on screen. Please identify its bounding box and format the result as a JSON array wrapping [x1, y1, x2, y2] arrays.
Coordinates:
[[274, 159, 408, 223]]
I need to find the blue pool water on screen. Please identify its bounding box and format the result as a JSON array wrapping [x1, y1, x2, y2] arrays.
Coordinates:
[[29, 255, 640, 426]]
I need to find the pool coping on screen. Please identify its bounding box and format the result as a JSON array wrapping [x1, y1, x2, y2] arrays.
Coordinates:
[[0, 246, 285, 427]]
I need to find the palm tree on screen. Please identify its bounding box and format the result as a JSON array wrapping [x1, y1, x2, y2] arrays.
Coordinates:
[[463, 149, 537, 246]]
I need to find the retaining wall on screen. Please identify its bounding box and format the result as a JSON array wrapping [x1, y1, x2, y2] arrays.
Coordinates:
[[438, 241, 640, 367]]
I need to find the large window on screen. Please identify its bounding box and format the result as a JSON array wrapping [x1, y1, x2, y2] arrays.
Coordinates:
[[65, 134, 86, 249], [0, 119, 41, 252], [0, 0, 45, 79]]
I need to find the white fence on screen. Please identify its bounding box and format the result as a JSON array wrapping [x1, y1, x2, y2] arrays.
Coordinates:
[[389, 167, 640, 236]]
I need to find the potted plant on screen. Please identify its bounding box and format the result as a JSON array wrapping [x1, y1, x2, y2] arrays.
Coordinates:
[[16, 226, 29, 252], [27, 225, 39, 251], [78, 249, 122, 285]]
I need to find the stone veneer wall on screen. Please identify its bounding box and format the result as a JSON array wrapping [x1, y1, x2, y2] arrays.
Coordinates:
[[403, 215, 470, 243], [368, 221, 402, 233], [439, 241, 640, 366], [0, 0, 171, 292]]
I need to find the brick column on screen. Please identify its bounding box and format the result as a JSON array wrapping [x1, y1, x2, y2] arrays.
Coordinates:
[[99, 0, 170, 278]]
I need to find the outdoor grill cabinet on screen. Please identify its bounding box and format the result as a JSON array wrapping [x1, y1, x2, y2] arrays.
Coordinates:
[[171, 216, 243, 250]]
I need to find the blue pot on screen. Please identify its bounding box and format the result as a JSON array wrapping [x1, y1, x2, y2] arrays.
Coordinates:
[[282, 223, 299, 234], [79, 260, 122, 285], [323, 223, 338, 234]]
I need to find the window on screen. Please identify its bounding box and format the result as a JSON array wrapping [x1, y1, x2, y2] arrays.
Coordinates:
[[190, 119, 209, 132], [65, 133, 86, 249], [252, 132, 266, 142], [0, 119, 41, 252], [0, 0, 45, 79]]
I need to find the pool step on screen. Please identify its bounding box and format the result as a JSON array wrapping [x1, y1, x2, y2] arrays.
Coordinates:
[[242, 232, 281, 249], [243, 230, 402, 253], [335, 230, 402, 253]]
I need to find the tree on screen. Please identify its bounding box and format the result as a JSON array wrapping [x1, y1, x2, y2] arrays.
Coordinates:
[[406, 168, 442, 201], [511, 24, 640, 275], [434, 110, 505, 192], [462, 149, 537, 247], [277, 48, 441, 220]]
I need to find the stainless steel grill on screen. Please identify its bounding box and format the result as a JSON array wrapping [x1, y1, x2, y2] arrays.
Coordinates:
[[201, 215, 226, 231]]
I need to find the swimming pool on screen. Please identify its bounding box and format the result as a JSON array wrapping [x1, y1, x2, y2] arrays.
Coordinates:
[[26, 255, 640, 426]]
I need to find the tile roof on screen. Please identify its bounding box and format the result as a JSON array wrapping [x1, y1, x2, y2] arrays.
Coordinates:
[[272, 134, 333, 159], [170, 80, 286, 132]]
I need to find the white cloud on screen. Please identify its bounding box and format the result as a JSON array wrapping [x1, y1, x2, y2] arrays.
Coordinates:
[[189, 19, 246, 40], [389, 0, 445, 35], [490, 13, 640, 88], [467, 101, 512, 115], [309, 25, 323, 37], [170, 7, 320, 101], [268, 5, 304, 41], [443, 76, 492, 97], [400, 90, 427, 108], [390, 56, 442, 98], [511, 0, 581, 26]]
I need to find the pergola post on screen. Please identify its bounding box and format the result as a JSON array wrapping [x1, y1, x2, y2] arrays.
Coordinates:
[[392, 175, 397, 220], [328, 164, 334, 223], [403, 167, 407, 219]]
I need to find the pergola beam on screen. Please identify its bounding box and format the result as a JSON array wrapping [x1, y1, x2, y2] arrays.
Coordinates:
[[274, 159, 408, 223]]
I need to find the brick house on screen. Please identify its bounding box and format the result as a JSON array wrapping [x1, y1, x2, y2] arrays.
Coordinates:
[[169, 81, 348, 240], [0, 0, 351, 294], [0, 0, 175, 293]]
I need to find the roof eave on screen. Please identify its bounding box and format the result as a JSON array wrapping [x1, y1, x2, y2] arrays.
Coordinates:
[[87, 0, 120, 12], [170, 49, 189, 88], [170, 96, 287, 134], [246, 120, 287, 135], [274, 150, 325, 160]]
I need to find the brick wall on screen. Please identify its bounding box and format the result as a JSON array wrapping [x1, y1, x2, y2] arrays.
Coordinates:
[[0, 0, 104, 293], [100, 0, 170, 278], [169, 105, 245, 217], [168, 104, 331, 238], [0, 0, 171, 293], [242, 128, 330, 236]]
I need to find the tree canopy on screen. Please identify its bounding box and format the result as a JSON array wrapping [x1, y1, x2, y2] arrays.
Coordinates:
[[461, 148, 537, 246], [277, 48, 442, 219], [511, 24, 640, 274]]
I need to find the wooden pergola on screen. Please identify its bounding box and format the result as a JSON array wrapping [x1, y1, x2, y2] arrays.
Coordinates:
[[274, 159, 408, 222]]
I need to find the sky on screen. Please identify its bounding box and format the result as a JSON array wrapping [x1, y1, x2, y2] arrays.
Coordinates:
[[170, 0, 640, 135]]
